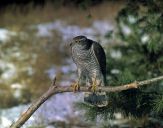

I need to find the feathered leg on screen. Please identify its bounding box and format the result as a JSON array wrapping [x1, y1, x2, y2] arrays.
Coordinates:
[[72, 68, 83, 92]]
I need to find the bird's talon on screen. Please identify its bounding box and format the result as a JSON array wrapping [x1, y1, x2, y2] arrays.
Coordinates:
[[71, 82, 80, 92], [92, 85, 97, 92], [91, 80, 97, 92]]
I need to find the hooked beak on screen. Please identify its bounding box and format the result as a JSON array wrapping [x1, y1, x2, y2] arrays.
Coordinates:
[[69, 41, 72, 47], [65, 38, 73, 47], [69, 40, 74, 47]]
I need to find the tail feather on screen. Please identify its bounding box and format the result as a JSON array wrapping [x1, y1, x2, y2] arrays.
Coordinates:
[[84, 92, 108, 107]]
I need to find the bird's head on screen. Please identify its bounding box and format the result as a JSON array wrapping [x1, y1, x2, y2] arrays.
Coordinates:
[[69, 35, 87, 47]]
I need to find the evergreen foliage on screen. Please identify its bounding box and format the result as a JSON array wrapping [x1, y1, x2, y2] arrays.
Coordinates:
[[77, 0, 163, 126]]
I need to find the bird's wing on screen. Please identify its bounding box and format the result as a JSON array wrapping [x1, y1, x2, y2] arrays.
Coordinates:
[[91, 40, 106, 83]]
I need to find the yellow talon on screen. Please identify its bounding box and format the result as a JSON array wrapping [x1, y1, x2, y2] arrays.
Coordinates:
[[91, 79, 97, 92], [71, 81, 80, 92]]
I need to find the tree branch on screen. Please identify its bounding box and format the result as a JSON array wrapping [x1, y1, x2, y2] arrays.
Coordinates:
[[10, 75, 163, 128]]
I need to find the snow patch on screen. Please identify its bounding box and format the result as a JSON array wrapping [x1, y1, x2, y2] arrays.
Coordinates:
[[0, 28, 17, 42], [110, 50, 122, 59], [0, 61, 17, 80], [141, 34, 149, 44], [128, 15, 136, 24], [35, 20, 113, 44]]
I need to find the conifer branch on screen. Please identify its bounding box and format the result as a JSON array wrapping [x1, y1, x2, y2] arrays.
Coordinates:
[[10, 75, 163, 128]]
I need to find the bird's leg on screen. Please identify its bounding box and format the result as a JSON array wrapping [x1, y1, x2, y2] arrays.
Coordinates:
[[86, 76, 91, 91], [72, 80, 80, 92], [71, 69, 82, 92], [91, 76, 102, 92], [91, 77, 97, 93]]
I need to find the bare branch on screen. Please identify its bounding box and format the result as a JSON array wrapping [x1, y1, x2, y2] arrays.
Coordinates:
[[10, 75, 163, 128]]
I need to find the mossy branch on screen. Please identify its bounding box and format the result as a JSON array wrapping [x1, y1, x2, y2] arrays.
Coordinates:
[[10, 75, 163, 128]]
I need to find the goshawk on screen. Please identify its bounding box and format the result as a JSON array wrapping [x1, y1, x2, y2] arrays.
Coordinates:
[[70, 35, 108, 107]]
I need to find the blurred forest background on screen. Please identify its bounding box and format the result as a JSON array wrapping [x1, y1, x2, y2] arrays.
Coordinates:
[[0, 0, 163, 128]]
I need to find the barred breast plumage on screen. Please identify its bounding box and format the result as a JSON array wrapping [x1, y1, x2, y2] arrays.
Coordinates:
[[71, 43, 101, 78]]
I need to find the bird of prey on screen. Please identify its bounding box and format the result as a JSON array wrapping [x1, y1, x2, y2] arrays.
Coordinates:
[[70, 35, 108, 107]]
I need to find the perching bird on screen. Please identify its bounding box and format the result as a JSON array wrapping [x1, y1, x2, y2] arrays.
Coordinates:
[[70, 35, 108, 107]]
